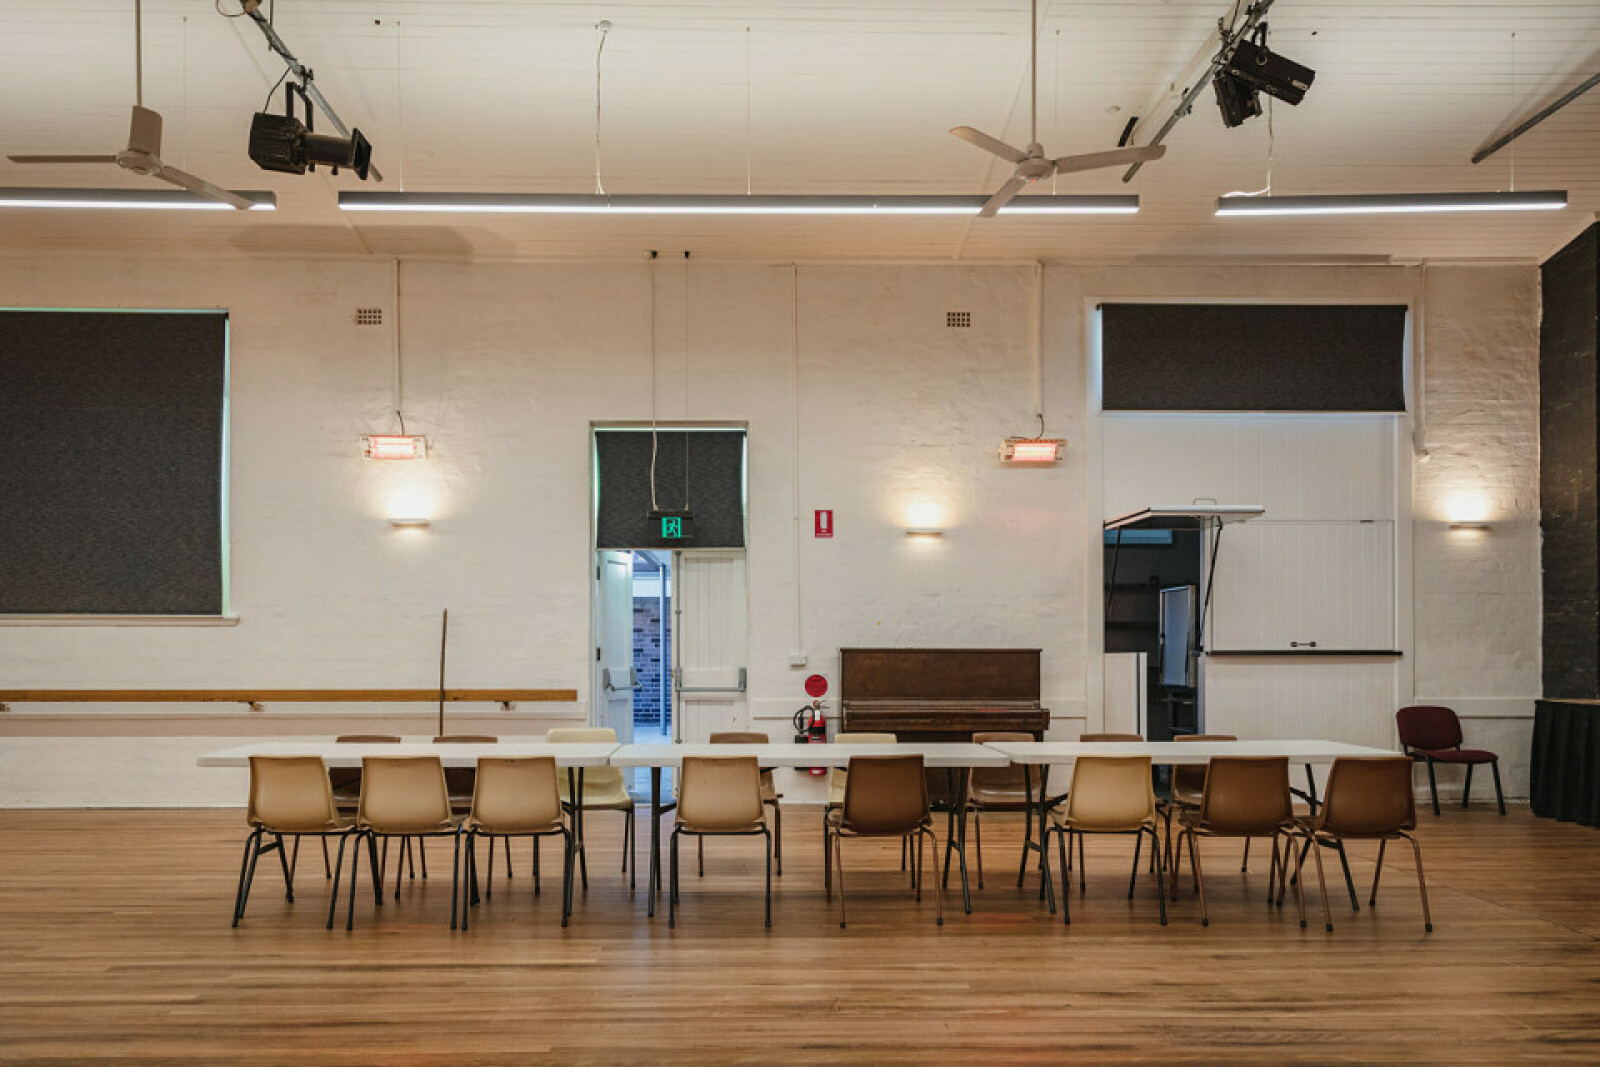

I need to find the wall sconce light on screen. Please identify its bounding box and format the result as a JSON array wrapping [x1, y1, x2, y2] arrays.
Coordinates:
[[1447, 521, 1492, 532], [387, 517, 432, 529], [905, 527, 945, 538], [364, 434, 428, 460], [1000, 437, 1066, 464]]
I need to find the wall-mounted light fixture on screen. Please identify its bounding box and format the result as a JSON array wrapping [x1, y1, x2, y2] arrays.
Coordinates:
[[1216, 190, 1567, 216], [1000, 437, 1066, 463], [387, 517, 432, 529], [1447, 521, 1493, 532], [364, 434, 427, 460], [905, 527, 945, 538], [340, 192, 1140, 216]]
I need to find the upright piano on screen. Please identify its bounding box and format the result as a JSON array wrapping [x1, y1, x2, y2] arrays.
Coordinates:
[[838, 647, 1049, 742]]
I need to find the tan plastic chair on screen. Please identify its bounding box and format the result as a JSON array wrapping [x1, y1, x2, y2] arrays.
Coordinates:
[[234, 755, 356, 929], [306, 735, 409, 885], [546, 726, 637, 891], [1161, 734, 1239, 877], [434, 736, 511, 889], [1174, 756, 1307, 928], [1062, 732, 1147, 890], [670, 756, 772, 928], [823, 732, 897, 894], [345, 755, 462, 930], [707, 731, 784, 876], [1298, 757, 1432, 933], [459, 757, 575, 930], [825, 754, 942, 928], [965, 731, 1043, 891], [1041, 755, 1166, 925]]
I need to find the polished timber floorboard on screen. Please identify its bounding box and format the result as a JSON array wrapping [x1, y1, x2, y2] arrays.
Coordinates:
[[2, 806, 1599, 1064]]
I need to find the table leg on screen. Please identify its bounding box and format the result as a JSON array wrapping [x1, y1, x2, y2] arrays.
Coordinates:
[[1303, 763, 1319, 813], [1017, 766, 1034, 889], [575, 769, 586, 889], [647, 766, 662, 918], [1037, 764, 1055, 914], [956, 767, 972, 914]]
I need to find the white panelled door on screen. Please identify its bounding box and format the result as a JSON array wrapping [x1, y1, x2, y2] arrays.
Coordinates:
[[595, 550, 635, 743], [673, 551, 748, 743]]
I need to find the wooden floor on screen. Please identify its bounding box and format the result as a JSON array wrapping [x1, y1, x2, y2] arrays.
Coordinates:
[[2, 805, 1599, 1064]]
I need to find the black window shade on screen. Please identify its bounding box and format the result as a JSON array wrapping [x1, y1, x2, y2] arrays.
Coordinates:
[[1101, 303, 1407, 411], [595, 429, 746, 549], [0, 310, 227, 614]]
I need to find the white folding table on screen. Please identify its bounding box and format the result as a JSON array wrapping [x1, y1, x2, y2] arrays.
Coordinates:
[[609, 742, 1010, 917]]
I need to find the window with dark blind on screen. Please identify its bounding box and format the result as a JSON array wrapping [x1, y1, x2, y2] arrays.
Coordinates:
[[0, 310, 228, 615], [595, 429, 746, 549], [1100, 303, 1407, 412]]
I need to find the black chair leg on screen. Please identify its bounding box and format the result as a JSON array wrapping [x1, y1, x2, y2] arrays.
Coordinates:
[[562, 828, 575, 926], [231, 830, 259, 926], [346, 831, 364, 931], [1053, 828, 1070, 925], [450, 831, 463, 930], [487, 834, 495, 900], [973, 809, 984, 891], [1425, 757, 1440, 816], [461, 834, 475, 932], [773, 801, 783, 877], [326, 833, 349, 930], [1336, 841, 1359, 911], [763, 827, 773, 928], [504, 835, 513, 880], [367, 833, 383, 906], [274, 833, 294, 901], [1491, 760, 1506, 815], [320, 836, 332, 880], [669, 830, 680, 929], [1150, 827, 1167, 926], [1462, 764, 1474, 809], [1128, 831, 1142, 899]]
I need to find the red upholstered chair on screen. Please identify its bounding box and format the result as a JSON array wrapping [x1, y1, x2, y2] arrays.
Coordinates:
[[1395, 705, 1505, 816]]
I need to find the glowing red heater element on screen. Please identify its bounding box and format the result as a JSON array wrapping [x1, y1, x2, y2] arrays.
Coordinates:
[[363, 434, 428, 460], [1000, 438, 1065, 463]]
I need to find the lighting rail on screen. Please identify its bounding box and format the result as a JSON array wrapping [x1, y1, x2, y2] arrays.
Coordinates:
[[1216, 190, 1567, 216], [0, 188, 276, 211], [338, 192, 1140, 216]]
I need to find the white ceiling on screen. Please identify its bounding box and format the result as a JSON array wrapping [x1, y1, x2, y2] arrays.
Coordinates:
[[1, 0, 1596, 262]]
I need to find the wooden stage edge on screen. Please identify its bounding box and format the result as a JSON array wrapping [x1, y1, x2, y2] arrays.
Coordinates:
[[1, 805, 1597, 1063]]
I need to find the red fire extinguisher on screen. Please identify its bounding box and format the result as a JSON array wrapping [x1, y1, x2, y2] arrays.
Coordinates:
[[792, 699, 829, 775]]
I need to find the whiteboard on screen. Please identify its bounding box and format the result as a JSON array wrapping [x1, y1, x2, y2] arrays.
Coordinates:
[[1208, 520, 1395, 651]]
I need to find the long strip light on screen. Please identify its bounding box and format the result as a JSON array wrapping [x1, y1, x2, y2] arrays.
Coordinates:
[[339, 192, 1139, 216], [0, 188, 276, 211], [1216, 190, 1566, 217]]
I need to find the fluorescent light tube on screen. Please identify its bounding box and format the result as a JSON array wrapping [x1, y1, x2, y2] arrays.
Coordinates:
[[0, 188, 276, 211], [1216, 190, 1566, 216], [339, 192, 1139, 216]]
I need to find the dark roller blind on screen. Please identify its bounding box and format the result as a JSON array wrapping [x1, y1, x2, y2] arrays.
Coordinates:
[[1101, 303, 1408, 411], [0, 310, 227, 614], [595, 429, 746, 549]]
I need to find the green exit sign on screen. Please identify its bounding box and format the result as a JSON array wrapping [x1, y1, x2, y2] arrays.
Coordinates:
[[661, 516, 684, 539]]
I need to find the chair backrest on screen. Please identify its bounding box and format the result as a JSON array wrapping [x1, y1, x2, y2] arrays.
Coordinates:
[[434, 735, 498, 743], [709, 731, 768, 744], [1172, 733, 1237, 797], [1319, 757, 1417, 835], [330, 735, 401, 792], [469, 757, 564, 834], [1079, 733, 1144, 742], [248, 755, 342, 833], [678, 756, 766, 829], [829, 732, 898, 795], [1395, 706, 1463, 752], [1198, 756, 1292, 834], [545, 726, 627, 793], [841, 754, 929, 834], [336, 734, 402, 743], [1063, 755, 1156, 832], [358, 756, 453, 833], [969, 730, 1033, 793]]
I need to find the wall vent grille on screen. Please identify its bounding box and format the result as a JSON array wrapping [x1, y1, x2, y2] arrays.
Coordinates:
[[946, 310, 972, 328], [354, 308, 384, 326]]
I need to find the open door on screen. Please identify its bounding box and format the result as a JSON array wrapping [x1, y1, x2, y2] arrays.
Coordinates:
[[673, 551, 748, 743], [595, 549, 635, 743]]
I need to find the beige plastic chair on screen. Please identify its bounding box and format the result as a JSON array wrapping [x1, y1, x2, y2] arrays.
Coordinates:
[[1041, 755, 1166, 925], [345, 755, 462, 930], [547, 727, 637, 891], [1297, 757, 1432, 933], [1161, 734, 1239, 877], [234, 755, 356, 929], [965, 730, 1043, 891], [706, 731, 784, 876], [459, 756, 575, 930], [670, 756, 772, 928], [823, 732, 897, 894], [434, 736, 510, 889], [1174, 756, 1307, 928], [826, 754, 942, 928], [1061, 732, 1148, 888], [304, 735, 410, 885]]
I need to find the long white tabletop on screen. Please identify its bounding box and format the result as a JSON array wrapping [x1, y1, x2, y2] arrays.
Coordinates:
[[984, 740, 1398, 765], [609, 741, 1010, 769], [196, 741, 619, 769]]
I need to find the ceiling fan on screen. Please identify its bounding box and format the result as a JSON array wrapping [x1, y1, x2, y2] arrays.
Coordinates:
[[952, 0, 1166, 217], [6, 0, 252, 210]]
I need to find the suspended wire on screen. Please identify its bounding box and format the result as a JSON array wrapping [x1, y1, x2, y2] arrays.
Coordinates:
[[262, 65, 290, 111], [594, 21, 611, 196], [134, 0, 143, 107], [1508, 31, 1517, 192], [1052, 29, 1061, 194], [745, 26, 753, 196], [648, 252, 659, 512]]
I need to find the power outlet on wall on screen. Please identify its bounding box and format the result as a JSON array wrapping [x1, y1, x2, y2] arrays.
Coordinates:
[[789, 653, 808, 667]]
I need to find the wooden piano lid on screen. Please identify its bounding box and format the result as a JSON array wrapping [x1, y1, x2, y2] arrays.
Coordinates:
[[838, 648, 1041, 704]]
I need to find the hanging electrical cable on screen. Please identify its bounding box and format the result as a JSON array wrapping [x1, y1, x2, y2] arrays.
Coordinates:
[[594, 20, 611, 196]]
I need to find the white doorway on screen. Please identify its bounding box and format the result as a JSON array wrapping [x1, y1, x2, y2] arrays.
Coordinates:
[[594, 550, 636, 744], [674, 551, 749, 743]]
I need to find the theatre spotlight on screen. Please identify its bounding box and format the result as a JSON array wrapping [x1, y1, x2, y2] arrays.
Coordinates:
[[248, 81, 373, 180], [1213, 23, 1315, 128]]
